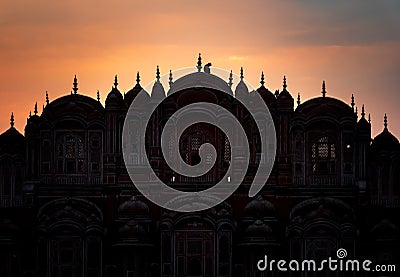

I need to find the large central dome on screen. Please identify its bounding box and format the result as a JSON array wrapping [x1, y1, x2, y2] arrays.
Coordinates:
[[168, 72, 233, 96]]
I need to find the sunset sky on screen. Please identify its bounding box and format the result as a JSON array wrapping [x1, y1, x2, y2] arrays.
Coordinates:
[[0, 0, 399, 138]]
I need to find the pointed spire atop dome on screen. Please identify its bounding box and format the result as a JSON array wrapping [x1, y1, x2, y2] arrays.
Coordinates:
[[29, 111, 32, 117], [322, 80, 326, 97], [368, 113, 371, 124], [169, 70, 173, 88], [351, 94, 355, 111], [260, 72, 265, 87], [283, 75, 287, 90], [156, 65, 160, 82], [10, 112, 14, 128], [97, 90, 100, 101], [45, 91, 49, 105], [355, 106, 358, 118], [297, 93, 301, 105], [384, 113, 388, 130], [136, 71, 141, 85], [114, 75, 118, 88], [73, 75, 78, 94], [34, 102, 38, 115], [151, 66, 165, 99], [228, 70, 233, 87], [361, 104, 365, 118], [197, 53, 202, 72], [235, 67, 248, 99]]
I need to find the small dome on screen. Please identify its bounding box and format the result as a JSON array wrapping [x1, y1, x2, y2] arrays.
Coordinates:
[[244, 195, 275, 218], [125, 84, 142, 106], [245, 220, 272, 236], [235, 81, 248, 99], [235, 68, 248, 99], [151, 81, 166, 99], [276, 76, 294, 110], [371, 129, 399, 151], [357, 117, 370, 130], [151, 66, 166, 99], [118, 196, 150, 217], [257, 85, 276, 107], [125, 72, 150, 107], [118, 219, 145, 236], [105, 87, 124, 109], [0, 125, 25, 156]]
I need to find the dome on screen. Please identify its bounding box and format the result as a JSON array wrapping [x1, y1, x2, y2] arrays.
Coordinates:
[[151, 80, 166, 99], [38, 94, 105, 130], [125, 72, 145, 107], [244, 195, 275, 218], [357, 117, 370, 130], [371, 129, 399, 151], [295, 97, 354, 119], [168, 71, 233, 96], [234, 68, 248, 99], [150, 66, 166, 99], [235, 80, 248, 99], [105, 87, 124, 109], [0, 116, 25, 156], [118, 219, 146, 236], [118, 196, 150, 217], [257, 85, 276, 107], [245, 220, 273, 236], [42, 76, 104, 119], [276, 76, 294, 110]]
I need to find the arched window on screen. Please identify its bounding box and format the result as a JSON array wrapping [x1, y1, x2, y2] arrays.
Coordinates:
[[57, 134, 85, 174], [311, 136, 336, 174]]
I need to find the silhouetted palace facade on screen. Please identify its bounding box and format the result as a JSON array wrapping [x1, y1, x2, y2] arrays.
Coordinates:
[[0, 57, 399, 277]]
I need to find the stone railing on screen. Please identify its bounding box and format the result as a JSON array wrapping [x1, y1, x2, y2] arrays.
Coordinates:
[[309, 175, 338, 186], [370, 198, 400, 208], [41, 175, 102, 185]]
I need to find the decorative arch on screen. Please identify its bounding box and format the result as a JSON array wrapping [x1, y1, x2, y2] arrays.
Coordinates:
[[287, 197, 357, 268], [36, 197, 103, 277]]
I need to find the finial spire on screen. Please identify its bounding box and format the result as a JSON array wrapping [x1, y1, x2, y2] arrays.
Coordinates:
[[322, 80, 326, 97], [283, 75, 287, 90], [156, 65, 160, 81], [384, 113, 388, 130], [355, 106, 358, 118], [368, 113, 371, 124], [361, 104, 365, 118], [73, 75, 78, 94], [97, 90, 100, 101], [46, 91, 49, 105], [29, 111, 32, 117], [136, 71, 140, 85], [169, 70, 173, 88], [114, 75, 118, 88], [10, 112, 14, 128], [228, 70, 233, 87], [197, 53, 202, 72], [260, 71, 265, 87], [34, 102, 38, 115], [297, 93, 301, 105], [240, 67, 244, 81], [351, 94, 355, 111]]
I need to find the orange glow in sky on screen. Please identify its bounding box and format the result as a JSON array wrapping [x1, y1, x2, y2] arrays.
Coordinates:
[[0, 0, 399, 138]]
